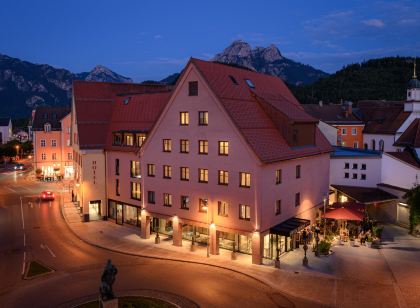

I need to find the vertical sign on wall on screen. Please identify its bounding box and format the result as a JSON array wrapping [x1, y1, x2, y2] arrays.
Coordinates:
[[92, 161, 97, 184]]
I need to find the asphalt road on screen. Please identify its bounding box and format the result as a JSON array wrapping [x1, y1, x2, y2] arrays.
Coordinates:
[[0, 171, 318, 308]]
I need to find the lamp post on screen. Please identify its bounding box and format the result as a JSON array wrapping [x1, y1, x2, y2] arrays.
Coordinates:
[[302, 230, 308, 266], [315, 226, 320, 257], [323, 195, 327, 239], [202, 202, 210, 258]]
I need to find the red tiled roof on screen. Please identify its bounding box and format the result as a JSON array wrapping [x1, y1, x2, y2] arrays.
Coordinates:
[[73, 81, 171, 149], [357, 100, 410, 134], [394, 118, 420, 148], [191, 58, 332, 163], [386, 151, 420, 169], [303, 104, 363, 124], [105, 92, 172, 151], [32, 106, 71, 131]]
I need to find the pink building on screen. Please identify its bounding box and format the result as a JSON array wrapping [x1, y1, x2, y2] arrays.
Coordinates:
[[32, 106, 73, 179], [73, 59, 331, 264]]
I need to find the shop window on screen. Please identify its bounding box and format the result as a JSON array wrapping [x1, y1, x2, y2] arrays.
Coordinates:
[[131, 182, 141, 200], [239, 172, 251, 188], [239, 204, 251, 220], [275, 200, 281, 215], [199, 198, 208, 212], [218, 170, 228, 185], [163, 139, 172, 152], [218, 141, 228, 155], [181, 195, 190, 210], [130, 161, 141, 178], [295, 193, 301, 207], [124, 204, 138, 226], [218, 201, 228, 217], [188, 81, 198, 96], [199, 111, 208, 125], [296, 165, 301, 178], [163, 165, 172, 179], [180, 112, 189, 125], [180, 167, 190, 181], [148, 191, 155, 204], [180, 139, 189, 153], [198, 140, 208, 154], [147, 164, 155, 177], [163, 193, 172, 207], [275, 169, 282, 184], [198, 168, 208, 183]]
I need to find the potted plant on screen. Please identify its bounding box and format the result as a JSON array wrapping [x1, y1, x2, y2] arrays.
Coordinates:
[[318, 240, 332, 255], [349, 236, 355, 247], [366, 236, 373, 248]]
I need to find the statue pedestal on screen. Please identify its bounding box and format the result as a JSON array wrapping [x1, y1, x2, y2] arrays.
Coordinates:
[[101, 298, 118, 308]]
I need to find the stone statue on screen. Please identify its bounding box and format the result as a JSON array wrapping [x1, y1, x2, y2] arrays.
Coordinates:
[[100, 259, 118, 301]]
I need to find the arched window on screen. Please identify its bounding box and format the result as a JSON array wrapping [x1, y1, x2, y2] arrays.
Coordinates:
[[44, 123, 51, 132], [364, 143, 368, 150], [372, 139, 376, 150], [379, 140, 385, 152]]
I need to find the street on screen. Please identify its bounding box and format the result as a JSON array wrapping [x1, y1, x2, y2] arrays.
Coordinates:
[[0, 171, 311, 308]]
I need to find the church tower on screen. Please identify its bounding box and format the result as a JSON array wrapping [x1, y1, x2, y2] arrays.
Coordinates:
[[407, 58, 420, 102]]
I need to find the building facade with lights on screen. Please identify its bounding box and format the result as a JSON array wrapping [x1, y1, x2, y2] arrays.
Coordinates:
[[32, 106, 73, 179]]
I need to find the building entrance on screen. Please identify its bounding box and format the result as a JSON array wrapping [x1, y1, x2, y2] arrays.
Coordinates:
[[89, 200, 101, 221]]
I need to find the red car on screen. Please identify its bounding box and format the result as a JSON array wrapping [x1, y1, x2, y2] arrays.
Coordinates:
[[40, 190, 55, 201]]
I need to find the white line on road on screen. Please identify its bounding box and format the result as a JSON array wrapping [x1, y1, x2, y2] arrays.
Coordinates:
[[23, 233, 26, 247], [20, 197, 25, 230], [40, 243, 56, 258], [21, 251, 26, 276], [5, 186, 17, 192]]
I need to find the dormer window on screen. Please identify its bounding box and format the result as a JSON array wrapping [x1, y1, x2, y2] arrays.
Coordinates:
[[125, 133, 134, 146], [136, 133, 146, 147], [229, 75, 238, 85], [123, 97, 131, 105], [44, 123, 51, 132], [113, 133, 122, 145], [245, 79, 255, 88]]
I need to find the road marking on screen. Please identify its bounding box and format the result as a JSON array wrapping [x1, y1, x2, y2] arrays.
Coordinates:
[[21, 251, 26, 276], [20, 197, 25, 230], [40, 244, 56, 258], [23, 233, 26, 247], [5, 186, 17, 192]]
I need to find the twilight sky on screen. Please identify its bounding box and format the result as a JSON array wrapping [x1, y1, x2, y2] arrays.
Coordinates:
[[1, 0, 419, 81]]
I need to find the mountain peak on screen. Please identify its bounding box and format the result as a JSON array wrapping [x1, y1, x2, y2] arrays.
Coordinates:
[[84, 65, 132, 83]]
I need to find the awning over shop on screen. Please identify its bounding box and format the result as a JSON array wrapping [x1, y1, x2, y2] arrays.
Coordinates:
[[270, 218, 310, 237], [331, 184, 398, 204], [324, 207, 364, 221]]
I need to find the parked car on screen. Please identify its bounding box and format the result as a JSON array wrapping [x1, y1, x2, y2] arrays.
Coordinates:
[[40, 190, 55, 201]]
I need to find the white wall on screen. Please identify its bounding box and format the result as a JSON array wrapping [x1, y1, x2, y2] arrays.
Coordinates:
[[0, 120, 12, 144], [317, 121, 337, 146], [363, 134, 398, 152], [330, 157, 381, 187], [381, 153, 420, 190]]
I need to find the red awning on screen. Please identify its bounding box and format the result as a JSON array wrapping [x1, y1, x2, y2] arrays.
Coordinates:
[[324, 207, 364, 221], [331, 201, 365, 211]]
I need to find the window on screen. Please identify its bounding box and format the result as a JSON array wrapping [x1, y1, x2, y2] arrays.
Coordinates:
[[344, 172, 349, 178], [44, 123, 51, 132], [198, 168, 208, 183], [41, 153, 46, 160], [51, 139, 57, 147], [198, 111, 208, 125], [239, 204, 251, 220], [131, 182, 141, 200], [199, 198, 208, 212], [136, 134, 146, 147], [147, 164, 155, 177], [352, 163, 358, 170], [67, 139, 70, 146], [352, 173, 357, 179], [180, 112, 189, 125], [52, 153, 56, 160], [342, 128, 347, 135], [218, 170, 229, 185], [163, 193, 172, 207], [361, 174, 366, 180], [130, 161, 141, 178], [116, 179, 120, 196], [198, 140, 208, 154], [379, 140, 385, 152], [188, 81, 198, 96], [125, 134, 134, 146], [68, 153, 72, 160], [372, 139, 376, 150], [180, 139, 189, 153], [218, 201, 228, 217], [115, 159, 120, 175], [113, 134, 122, 145], [148, 191, 155, 204], [344, 162, 349, 169], [181, 195, 190, 210], [295, 193, 301, 207], [351, 128, 357, 135], [229, 75, 238, 85], [163, 165, 172, 179], [353, 141, 358, 148], [239, 172, 251, 188], [41, 139, 46, 147], [123, 97, 131, 105], [361, 164, 366, 170], [163, 139, 172, 152], [275, 200, 281, 215], [296, 165, 301, 179], [180, 167, 190, 181], [218, 141, 228, 156], [67, 127, 71, 134], [275, 169, 282, 184], [245, 79, 255, 88]]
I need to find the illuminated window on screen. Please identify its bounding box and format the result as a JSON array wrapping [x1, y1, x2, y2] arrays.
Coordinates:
[[131, 182, 141, 200], [239, 172, 251, 188], [275, 169, 282, 184], [163, 193, 172, 207], [180, 167, 189, 181], [239, 204, 251, 220], [163, 139, 172, 152], [198, 168, 208, 183], [199, 198, 208, 212], [125, 134, 134, 146], [181, 195, 190, 209], [218, 170, 229, 185], [198, 111, 208, 125], [163, 165, 172, 179], [136, 134, 146, 147], [218, 141, 228, 155], [218, 201, 228, 217], [180, 112, 189, 125], [198, 140, 208, 154], [147, 164, 155, 177], [130, 161, 141, 178], [180, 139, 189, 153]]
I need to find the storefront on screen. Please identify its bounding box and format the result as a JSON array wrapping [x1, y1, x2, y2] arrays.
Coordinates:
[[151, 217, 173, 236], [108, 199, 141, 227]]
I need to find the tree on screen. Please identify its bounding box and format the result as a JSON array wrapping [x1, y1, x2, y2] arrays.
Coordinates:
[[404, 185, 420, 235]]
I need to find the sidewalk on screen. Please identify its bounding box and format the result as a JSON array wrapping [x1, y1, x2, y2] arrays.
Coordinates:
[[60, 193, 414, 307]]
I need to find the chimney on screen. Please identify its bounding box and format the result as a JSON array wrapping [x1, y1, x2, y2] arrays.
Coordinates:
[[343, 101, 353, 118]]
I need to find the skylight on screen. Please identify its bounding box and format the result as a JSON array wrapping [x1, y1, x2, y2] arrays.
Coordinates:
[[229, 75, 238, 85], [123, 97, 131, 105], [245, 79, 255, 88]]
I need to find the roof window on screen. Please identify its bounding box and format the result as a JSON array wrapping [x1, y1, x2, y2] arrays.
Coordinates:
[[229, 75, 238, 85], [245, 79, 255, 88], [123, 97, 131, 105]]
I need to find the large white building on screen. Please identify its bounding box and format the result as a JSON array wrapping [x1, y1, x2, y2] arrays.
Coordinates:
[[0, 117, 12, 144]]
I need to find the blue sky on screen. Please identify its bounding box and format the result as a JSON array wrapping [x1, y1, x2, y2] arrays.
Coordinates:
[[1, 0, 419, 81]]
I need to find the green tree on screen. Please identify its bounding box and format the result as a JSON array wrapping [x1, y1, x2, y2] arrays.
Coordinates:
[[404, 185, 420, 235]]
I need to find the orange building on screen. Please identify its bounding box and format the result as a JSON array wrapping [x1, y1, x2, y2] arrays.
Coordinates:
[[32, 107, 73, 179], [304, 102, 364, 148]]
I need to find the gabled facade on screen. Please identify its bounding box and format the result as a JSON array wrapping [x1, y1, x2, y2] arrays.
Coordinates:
[[0, 117, 12, 144]]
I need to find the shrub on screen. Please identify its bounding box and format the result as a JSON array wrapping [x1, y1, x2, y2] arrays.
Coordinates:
[[373, 226, 384, 239], [318, 240, 331, 255], [404, 185, 420, 235]]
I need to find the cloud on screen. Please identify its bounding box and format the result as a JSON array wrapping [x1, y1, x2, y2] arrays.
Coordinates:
[[363, 19, 385, 28]]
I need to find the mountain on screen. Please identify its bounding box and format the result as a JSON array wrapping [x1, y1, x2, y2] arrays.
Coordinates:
[[291, 57, 416, 105], [0, 54, 132, 118], [211, 40, 328, 85]]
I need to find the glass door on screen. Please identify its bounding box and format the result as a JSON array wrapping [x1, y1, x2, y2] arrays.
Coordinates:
[[116, 203, 123, 225]]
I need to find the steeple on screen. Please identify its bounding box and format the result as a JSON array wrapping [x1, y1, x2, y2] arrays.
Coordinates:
[[413, 58, 417, 79]]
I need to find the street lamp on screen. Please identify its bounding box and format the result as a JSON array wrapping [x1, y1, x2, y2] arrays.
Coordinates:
[[323, 195, 327, 239], [15, 145, 20, 160], [201, 201, 210, 258]]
